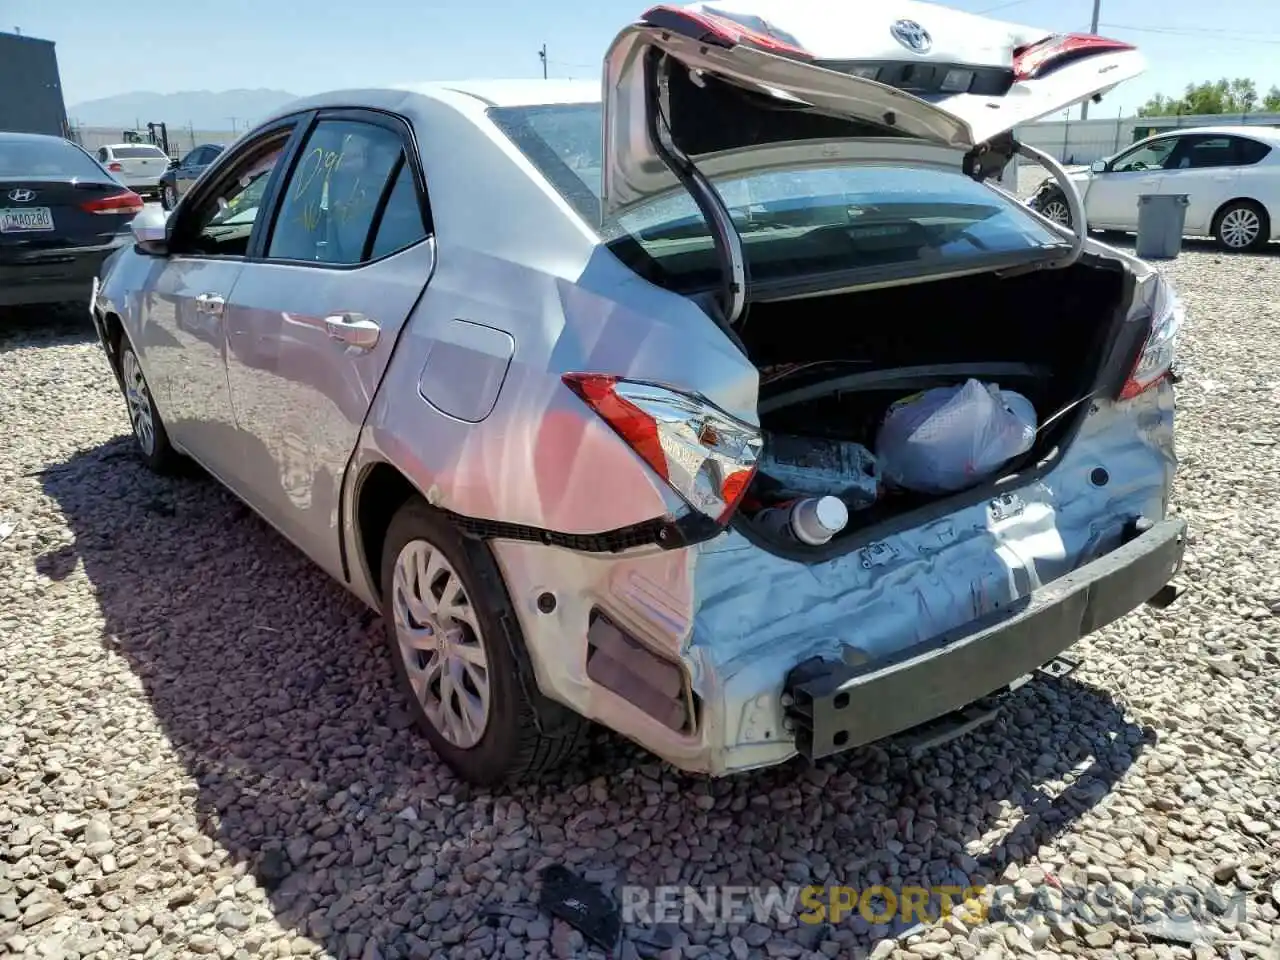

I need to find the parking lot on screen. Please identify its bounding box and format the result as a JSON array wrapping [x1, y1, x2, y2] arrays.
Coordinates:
[[2, 224, 1279, 959]]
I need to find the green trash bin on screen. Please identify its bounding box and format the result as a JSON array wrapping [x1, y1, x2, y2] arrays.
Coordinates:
[[1135, 194, 1190, 260]]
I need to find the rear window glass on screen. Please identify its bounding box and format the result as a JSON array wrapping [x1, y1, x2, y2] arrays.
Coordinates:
[[0, 137, 109, 179], [111, 146, 168, 159], [490, 103, 1065, 290]]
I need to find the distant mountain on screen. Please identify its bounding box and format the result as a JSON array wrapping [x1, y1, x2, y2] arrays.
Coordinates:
[[67, 89, 300, 131]]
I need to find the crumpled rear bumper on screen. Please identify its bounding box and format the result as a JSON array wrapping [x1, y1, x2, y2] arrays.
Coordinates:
[[784, 516, 1185, 760]]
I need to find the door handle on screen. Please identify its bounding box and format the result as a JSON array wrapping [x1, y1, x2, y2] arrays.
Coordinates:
[[195, 293, 225, 318], [325, 312, 380, 350]]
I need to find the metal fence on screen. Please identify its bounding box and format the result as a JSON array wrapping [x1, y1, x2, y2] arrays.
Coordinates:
[[66, 123, 240, 159]]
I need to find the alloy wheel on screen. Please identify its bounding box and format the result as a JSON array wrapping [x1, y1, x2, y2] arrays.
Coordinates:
[[1041, 199, 1071, 227], [122, 349, 156, 456], [392, 539, 491, 749], [1219, 207, 1261, 249]]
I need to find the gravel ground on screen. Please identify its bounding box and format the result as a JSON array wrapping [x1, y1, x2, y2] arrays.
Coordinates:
[[2, 238, 1280, 960]]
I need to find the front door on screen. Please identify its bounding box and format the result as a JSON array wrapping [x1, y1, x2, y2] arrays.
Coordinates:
[[222, 111, 434, 579], [1082, 135, 1178, 229], [141, 127, 296, 484]]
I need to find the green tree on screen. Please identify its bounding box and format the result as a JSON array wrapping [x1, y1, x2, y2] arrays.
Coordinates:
[[1137, 77, 1273, 117]]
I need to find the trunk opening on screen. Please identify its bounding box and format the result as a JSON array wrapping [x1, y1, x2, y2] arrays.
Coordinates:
[[731, 257, 1133, 557]]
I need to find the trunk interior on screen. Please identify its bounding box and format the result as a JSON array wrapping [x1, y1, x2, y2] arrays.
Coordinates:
[[734, 260, 1132, 551]]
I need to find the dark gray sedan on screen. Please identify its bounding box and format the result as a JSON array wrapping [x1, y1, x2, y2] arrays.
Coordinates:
[[158, 143, 224, 210]]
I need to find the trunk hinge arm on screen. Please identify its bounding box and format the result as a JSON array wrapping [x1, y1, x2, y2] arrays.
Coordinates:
[[645, 55, 747, 326], [965, 132, 1087, 275]]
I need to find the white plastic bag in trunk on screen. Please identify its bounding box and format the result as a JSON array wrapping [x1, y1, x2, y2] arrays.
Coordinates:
[[875, 379, 1036, 495]]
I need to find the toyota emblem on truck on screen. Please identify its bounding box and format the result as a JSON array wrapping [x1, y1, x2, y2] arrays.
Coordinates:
[[891, 19, 932, 53]]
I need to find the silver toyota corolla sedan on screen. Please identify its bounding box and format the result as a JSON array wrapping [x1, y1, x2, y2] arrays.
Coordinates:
[[92, 0, 1186, 786]]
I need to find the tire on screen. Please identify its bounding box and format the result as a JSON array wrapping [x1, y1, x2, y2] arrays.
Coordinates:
[[1034, 189, 1073, 230], [160, 183, 177, 211], [118, 338, 180, 473], [1212, 200, 1269, 252], [379, 498, 588, 786]]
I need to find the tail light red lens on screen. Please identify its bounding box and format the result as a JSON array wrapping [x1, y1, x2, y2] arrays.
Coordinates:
[[1120, 276, 1183, 400], [639, 5, 813, 60], [563, 374, 763, 524], [81, 191, 145, 215], [1013, 34, 1136, 82], [107, 162, 123, 172]]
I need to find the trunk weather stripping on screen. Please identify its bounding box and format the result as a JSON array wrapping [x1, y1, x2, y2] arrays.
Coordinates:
[[647, 52, 747, 325]]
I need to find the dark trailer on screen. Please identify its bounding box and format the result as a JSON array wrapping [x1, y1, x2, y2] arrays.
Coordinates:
[[0, 31, 69, 138]]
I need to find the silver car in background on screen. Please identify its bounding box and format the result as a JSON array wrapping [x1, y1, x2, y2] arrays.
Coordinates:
[[93, 0, 1185, 786]]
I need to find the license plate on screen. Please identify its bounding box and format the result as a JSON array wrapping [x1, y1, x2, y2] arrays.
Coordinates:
[[0, 207, 55, 233]]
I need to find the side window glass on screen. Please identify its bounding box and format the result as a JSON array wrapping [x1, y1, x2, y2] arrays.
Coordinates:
[[180, 149, 201, 167], [1178, 137, 1236, 169], [178, 136, 287, 258], [268, 119, 404, 264], [97, 147, 108, 162], [367, 162, 428, 260], [1113, 139, 1177, 173], [1234, 137, 1271, 166]]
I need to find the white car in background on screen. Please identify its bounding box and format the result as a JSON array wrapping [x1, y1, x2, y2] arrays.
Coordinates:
[[1029, 125, 1280, 251], [96, 143, 173, 198]]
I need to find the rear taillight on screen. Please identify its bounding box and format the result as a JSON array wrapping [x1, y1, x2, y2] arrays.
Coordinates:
[[563, 374, 763, 524], [81, 191, 145, 215], [1120, 276, 1184, 400], [107, 162, 123, 172], [1013, 34, 1136, 82], [639, 5, 813, 60]]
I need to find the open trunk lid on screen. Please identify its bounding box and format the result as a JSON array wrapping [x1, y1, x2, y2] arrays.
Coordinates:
[[601, 0, 1145, 321], [603, 0, 1144, 211]]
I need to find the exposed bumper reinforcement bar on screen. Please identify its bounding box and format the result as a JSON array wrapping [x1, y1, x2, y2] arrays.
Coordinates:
[[784, 517, 1186, 761]]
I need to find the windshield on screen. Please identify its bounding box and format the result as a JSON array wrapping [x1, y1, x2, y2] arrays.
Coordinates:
[[489, 103, 1066, 290], [0, 137, 110, 180]]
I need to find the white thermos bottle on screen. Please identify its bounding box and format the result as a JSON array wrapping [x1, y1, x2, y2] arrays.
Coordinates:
[[755, 495, 849, 546]]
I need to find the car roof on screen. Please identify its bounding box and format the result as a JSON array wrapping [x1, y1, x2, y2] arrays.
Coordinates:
[[1149, 125, 1280, 144], [260, 78, 601, 125], [0, 131, 74, 144], [103, 142, 167, 149]]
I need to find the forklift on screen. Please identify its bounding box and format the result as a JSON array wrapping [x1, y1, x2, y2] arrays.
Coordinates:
[[121, 122, 174, 160]]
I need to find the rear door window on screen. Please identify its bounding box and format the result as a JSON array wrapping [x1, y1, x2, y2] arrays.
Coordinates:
[[1174, 137, 1237, 170], [1233, 137, 1272, 166], [266, 118, 416, 264]]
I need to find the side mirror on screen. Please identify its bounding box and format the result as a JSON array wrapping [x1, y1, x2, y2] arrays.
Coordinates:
[[1091, 160, 1107, 174], [169, 158, 179, 169], [131, 206, 171, 256]]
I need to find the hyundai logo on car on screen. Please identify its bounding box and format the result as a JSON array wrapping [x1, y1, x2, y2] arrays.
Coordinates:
[[891, 19, 932, 53], [7, 188, 37, 203]]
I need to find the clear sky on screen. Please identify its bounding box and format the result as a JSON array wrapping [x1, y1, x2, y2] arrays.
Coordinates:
[[8, 0, 1280, 118]]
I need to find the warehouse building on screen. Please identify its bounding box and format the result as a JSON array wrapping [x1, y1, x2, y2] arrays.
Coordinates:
[[0, 30, 69, 137]]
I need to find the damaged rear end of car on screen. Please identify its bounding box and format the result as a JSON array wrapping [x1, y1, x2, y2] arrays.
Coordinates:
[[491, 0, 1184, 775]]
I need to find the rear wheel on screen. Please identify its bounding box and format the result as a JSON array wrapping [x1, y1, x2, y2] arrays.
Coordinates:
[[380, 498, 588, 785], [119, 339, 179, 473], [1213, 200, 1269, 252]]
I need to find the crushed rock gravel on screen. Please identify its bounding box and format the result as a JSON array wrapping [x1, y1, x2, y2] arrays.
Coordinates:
[[2, 236, 1279, 960]]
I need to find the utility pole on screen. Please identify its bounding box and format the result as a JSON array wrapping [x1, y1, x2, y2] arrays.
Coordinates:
[[227, 116, 238, 134], [1080, 0, 1102, 119], [539, 43, 548, 79]]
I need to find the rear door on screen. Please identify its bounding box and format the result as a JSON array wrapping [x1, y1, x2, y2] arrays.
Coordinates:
[[1158, 134, 1246, 234], [222, 110, 434, 579]]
